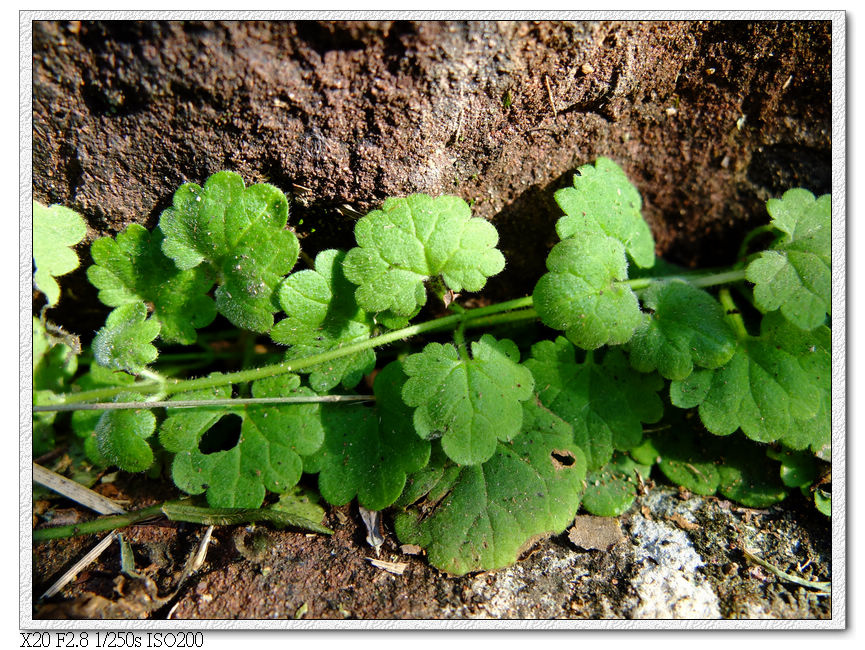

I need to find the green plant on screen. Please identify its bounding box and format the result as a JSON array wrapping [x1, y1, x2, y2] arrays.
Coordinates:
[[32, 160, 831, 576]]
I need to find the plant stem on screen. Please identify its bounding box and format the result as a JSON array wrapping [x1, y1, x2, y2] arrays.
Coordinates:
[[33, 504, 165, 541], [626, 268, 746, 292], [40, 267, 745, 408], [719, 288, 749, 339], [33, 394, 375, 413]]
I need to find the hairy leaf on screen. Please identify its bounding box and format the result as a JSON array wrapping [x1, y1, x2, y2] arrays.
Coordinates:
[[581, 452, 651, 517], [88, 224, 216, 344], [402, 334, 534, 465], [92, 302, 161, 374], [670, 316, 823, 445], [533, 233, 642, 349], [644, 427, 788, 507], [33, 317, 78, 393], [394, 402, 587, 575], [33, 201, 87, 307], [628, 281, 736, 380], [745, 189, 831, 330], [161, 374, 324, 508], [272, 249, 375, 391], [342, 194, 505, 317], [159, 171, 299, 332], [766, 447, 818, 489], [70, 362, 137, 466], [760, 312, 831, 459], [555, 157, 655, 268], [302, 363, 431, 510], [93, 392, 157, 472], [524, 337, 663, 471]]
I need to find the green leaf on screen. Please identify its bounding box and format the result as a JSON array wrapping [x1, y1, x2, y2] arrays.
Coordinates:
[[93, 392, 157, 472], [271, 249, 375, 391], [33, 201, 87, 306], [92, 302, 161, 374], [628, 281, 736, 380], [581, 452, 651, 517], [342, 194, 505, 317], [302, 363, 431, 510], [524, 337, 663, 471], [670, 335, 820, 444], [813, 488, 831, 517], [554, 158, 655, 268], [533, 233, 642, 349], [647, 425, 723, 496], [759, 312, 831, 459], [766, 447, 818, 489], [159, 171, 299, 332], [270, 486, 329, 530], [33, 317, 78, 393], [70, 362, 136, 466], [87, 224, 216, 344], [394, 404, 587, 576], [402, 334, 534, 465], [745, 189, 831, 330], [646, 427, 788, 507], [161, 374, 324, 508], [716, 444, 788, 508]]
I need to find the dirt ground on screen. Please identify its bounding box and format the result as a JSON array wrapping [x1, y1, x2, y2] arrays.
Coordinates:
[[29, 19, 834, 622], [32, 477, 831, 620]]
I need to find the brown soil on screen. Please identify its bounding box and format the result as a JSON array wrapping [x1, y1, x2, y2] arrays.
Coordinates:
[[30, 19, 833, 621]]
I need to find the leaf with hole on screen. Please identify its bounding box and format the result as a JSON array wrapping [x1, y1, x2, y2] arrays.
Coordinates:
[[524, 337, 663, 471], [394, 399, 586, 575], [160, 374, 324, 508]]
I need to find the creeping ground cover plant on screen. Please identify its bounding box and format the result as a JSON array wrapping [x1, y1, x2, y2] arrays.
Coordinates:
[[32, 160, 832, 576]]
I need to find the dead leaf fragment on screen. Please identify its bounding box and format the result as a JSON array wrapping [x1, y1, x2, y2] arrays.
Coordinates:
[[400, 544, 423, 556], [667, 513, 700, 531], [568, 515, 624, 551], [367, 558, 408, 575]]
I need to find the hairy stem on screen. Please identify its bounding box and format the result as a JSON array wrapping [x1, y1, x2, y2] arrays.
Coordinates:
[[719, 288, 749, 339], [41, 266, 745, 408]]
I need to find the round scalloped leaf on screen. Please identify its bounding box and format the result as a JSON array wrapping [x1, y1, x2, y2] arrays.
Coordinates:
[[93, 392, 156, 473], [272, 249, 375, 391], [159, 171, 299, 333], [402, 334, 534, 466], [648, 426, 723, 496], [581, 452, 651, 517], [33, 317, 78, 393], [670, 337, 820, 444], [716, 444, 788, 508], [301, 362, 431, 510], [759, 312, 831, 457], [33, 201, 87, 307], [628, 281, 736, 380], [162, 374, 324, 508], [533, 233, 642, 350], [87, 224, 216, 344], [745, 189, 830, 330], [92, 302, 161, 374], [394, 414, 587, 576], [342, 194, 505, 317], [524, 337, 663, 471], [554, 157, 655, 268]]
